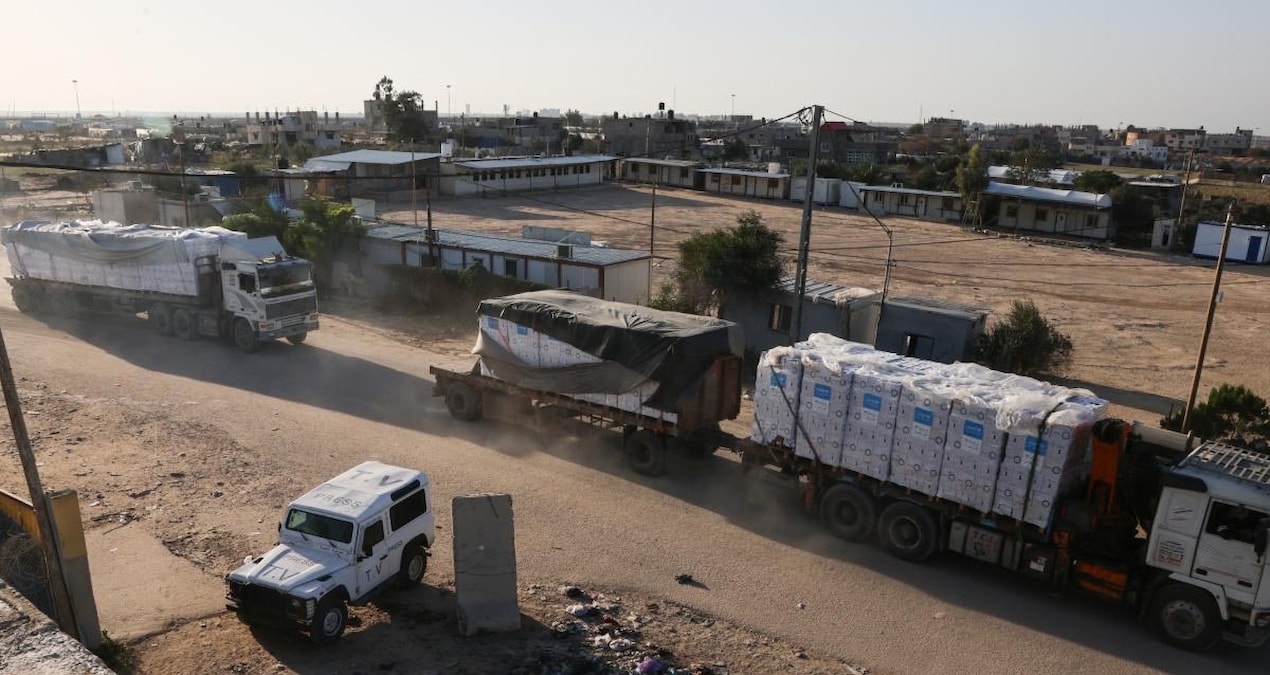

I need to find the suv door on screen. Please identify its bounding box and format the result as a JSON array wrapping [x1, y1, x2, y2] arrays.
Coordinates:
[[354, 514, 395, 598]]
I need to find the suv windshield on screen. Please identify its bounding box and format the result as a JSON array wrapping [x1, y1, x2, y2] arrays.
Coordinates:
[[285, 508, 354, 544], [258, 261, 314, 299]]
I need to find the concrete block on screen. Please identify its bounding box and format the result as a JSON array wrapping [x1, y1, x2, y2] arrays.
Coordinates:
[[452, 494, 520, 636]]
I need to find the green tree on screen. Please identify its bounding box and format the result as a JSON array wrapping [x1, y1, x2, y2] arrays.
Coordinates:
[[1073, 169, 1123, 194], [372, 76, 432, 144], [972, 299, 1073, 377], [909, 163, 940, 191], [1007, 147, 1061, 185], [1162, 384, 1270, 448], [843, 163, 882, 184], [658, 210, 785, 313], [722, 138, 749, 162], [956, 143, 990, 206], [907, 123, 924, 135], [220, 199, 296, 249], [291, 198, 365, 287], [563, 109, 584, 127]]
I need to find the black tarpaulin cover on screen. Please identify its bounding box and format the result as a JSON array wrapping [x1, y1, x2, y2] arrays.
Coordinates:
[[475, 290, 742, 409]]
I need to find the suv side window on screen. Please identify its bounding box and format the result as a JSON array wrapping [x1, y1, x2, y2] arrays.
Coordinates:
[[361, 518, 385, 557], [389, 491, 428, 531], [1205, 501, 1268, 545]]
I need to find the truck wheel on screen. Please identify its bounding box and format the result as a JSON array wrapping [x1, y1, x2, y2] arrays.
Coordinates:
[[309, 596, 347, 645], [820, 483, 878, 542], [172, 308, 196, 340], [625, 429, 667, 477], [1150, 584, 1222, 651], [445, 381, 482, 421], [286, 332, 308, 345], [12, 286, 36, 314], [150, 305, 173, 336], [878, 501, 939, 563], [232, 318, 259, 353], [397, 543, 428, 587]]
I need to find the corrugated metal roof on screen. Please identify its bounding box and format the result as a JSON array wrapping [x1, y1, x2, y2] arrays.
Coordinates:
[[987, 166, 1080, 184], [305, 150, 443, 168], [984, 182, 1113, 208], [887, 295, 989, 319], [453, 154, 614, 170], [857, 185, 960, 198], [775, 277, 877, 305], [699, 167, 790, 179], [620, 158, 701, 168], [364, 223, 648, 266]]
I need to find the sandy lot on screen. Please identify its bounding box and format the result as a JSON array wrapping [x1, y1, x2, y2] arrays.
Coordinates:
[[384, 183, 1270, 423]]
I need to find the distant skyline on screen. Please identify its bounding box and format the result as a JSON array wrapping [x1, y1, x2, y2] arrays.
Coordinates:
[[4, 0, 1268, 134]]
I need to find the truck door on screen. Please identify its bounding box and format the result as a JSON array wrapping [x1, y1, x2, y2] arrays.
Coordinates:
[[1193, 500, 1267, 604], [355, 514, 394, 598]]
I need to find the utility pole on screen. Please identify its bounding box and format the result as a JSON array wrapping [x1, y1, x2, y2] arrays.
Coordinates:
[[411, 145, 418, 229], [1182, 202, 1236, 433], [790, 105, 823, 343], [178, 142, 191, 228], [1173, 148, 1195, 251], [0, 326, 78, 637], [648, 170, 657, 303]]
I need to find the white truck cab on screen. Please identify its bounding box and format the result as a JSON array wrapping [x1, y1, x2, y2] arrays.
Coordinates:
[[1146, 442, 1270, 649], [225, 462, 434, 644]]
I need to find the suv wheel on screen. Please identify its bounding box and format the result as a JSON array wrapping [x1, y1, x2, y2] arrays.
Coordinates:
[[398, 544, 428, 587], [309, 596, 347, 645]]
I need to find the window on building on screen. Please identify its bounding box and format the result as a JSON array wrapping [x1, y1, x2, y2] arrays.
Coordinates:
[[1006, 204, 1018, 218], [360, 519, 384, 558], [768, 303, 792, 333], [872, 192, 883, 203], [1205, 501, 1268, 545], [389, 490, 429, 531], [709, 174, 719, 183], [1036, 208, 1049, 222], [504, 259, 518, 277], [942, 197, 955, 209], [820, 142, 831, 153], [731, 175, 742, 186], [902, 334, 935, 359], [680, 168, 690, 179], [900, 195, 912, 205], [768, 179, 779, 189]]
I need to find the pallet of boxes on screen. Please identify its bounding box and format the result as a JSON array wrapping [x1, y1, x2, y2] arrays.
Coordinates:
[[751, 334, 1107, 531]]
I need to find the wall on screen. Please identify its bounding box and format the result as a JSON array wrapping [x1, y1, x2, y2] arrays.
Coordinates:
[[91, 189, 158, 226], [600, 259, 651, 304], [874, 304, 983, 363], [720, 290, 877, 357], [446, 163, 602, 197], [996, 201, 1110, 239], [1193, 224, 1270, 263]]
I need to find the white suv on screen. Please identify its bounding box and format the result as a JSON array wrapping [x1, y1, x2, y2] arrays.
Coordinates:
[[225, 461, 435, 644]]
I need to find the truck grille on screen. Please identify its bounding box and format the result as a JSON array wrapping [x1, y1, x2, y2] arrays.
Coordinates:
[[265, 295, 318, 320], [228, 580, 293, 620]]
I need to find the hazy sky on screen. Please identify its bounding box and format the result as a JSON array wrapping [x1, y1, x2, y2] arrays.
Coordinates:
[[5, 0, 1268, 132]]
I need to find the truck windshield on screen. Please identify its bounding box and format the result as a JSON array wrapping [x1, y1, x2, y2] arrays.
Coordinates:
[[284, 508, 353, 544], [258, 262, 314, 299]]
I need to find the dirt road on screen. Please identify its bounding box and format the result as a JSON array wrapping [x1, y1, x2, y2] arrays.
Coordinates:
[[0, 291, 1264, 674]]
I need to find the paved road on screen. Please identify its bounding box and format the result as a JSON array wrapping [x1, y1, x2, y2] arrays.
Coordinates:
[[0, 301, 1263, 675]]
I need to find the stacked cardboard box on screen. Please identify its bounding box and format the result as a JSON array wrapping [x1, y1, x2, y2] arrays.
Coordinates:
[[890, 376, 955, 496], [750, 347, 804, 447], [937, 394, 1008, 513], [839, 363, 903, 481], [992, 396, 1106, 528]]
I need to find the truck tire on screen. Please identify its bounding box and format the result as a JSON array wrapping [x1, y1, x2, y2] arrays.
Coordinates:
[[232, 318, 259, 353], [445, 381, 482, 421], [625, 429, 667, 477], [1150, 584, 1222, 651], [820, 483, 878, 542], [286, 332, 308, 345], [878, 501, 939, 563], [12, 286, 36, 314], [397, 543, 428, 587], [172, 308, 196, 340], [149, 304, 173, 336], [309, 595, 347, 645]]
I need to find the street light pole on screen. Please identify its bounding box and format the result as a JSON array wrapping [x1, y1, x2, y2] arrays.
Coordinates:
[[790, 104, 823, 344], [1182, 202, 1236, 433], [71, 80, 81, 119]]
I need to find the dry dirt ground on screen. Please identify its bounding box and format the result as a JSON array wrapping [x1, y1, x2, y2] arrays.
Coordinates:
[[384, 183, 1270, 422], [7, 375, 853, 675]]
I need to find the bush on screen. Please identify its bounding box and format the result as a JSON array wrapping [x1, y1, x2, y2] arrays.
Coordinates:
[[1161, 384, 1270, 448], [972, 299, 1073, 377]]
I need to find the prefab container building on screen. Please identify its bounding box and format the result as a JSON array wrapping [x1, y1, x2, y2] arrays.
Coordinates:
[[1192, 221, 1270, 264]]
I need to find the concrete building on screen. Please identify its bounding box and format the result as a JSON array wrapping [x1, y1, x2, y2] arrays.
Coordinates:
[[361, 224, 652, 304], [1164, 128, 1206, 152], [856, 186, 963, 222], [874, 296, 989, 363], [1204, 128, 1254, 156], [984, 182, 1113, 240], [440, 155, 613, 196], [602, 113, 698, 158], [616, 158, 702, 188], [698, 167, 790, 199], [1192, 221, 1270, 264], [246, 110, 342, 149]]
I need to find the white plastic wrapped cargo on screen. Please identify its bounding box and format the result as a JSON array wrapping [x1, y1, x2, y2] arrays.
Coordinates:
[[839, 360, 906, 481], [2, 220, 249, 298], [890, 374, 957, 497], [992, 393, 1107, 529], [795, 350, 859, 465], [750, 347, 805, 447], [478, 316, 543, 368]]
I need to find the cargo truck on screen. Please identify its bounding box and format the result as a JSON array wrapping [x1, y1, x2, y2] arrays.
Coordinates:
[[433, 301, 1270, 651], [1, 220, 319, 351]]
